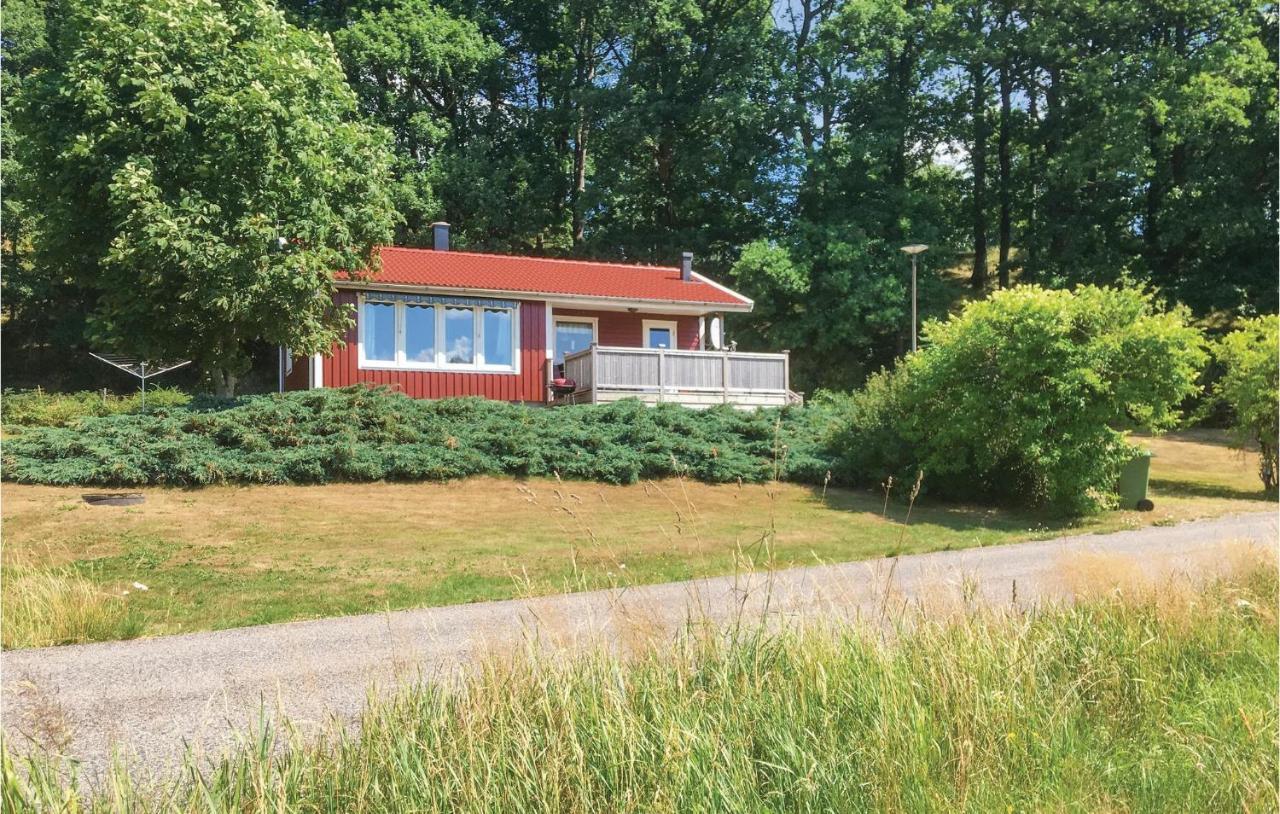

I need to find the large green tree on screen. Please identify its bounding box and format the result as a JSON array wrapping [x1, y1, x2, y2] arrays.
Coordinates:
[[1017, 0, 1276, 314], [15, 0, 397, 394], [333, 0, 499, 246], [586, 0, 786, 270]]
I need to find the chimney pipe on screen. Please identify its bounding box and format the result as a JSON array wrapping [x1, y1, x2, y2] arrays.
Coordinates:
[[431, 222, 450, 251], [681, 251, 693, 282]]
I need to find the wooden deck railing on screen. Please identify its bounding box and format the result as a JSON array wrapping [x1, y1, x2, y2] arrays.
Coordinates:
[[560, 345, 796, 408]]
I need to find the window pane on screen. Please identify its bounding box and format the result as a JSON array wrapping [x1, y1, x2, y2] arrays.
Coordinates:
[[444, 307, 474, 364], [483, 308, 513, 367], [646, 327, 673, 349], [405, 304, 435, 363], [364, 301, 396, 361], [555, 321, 594, 364]]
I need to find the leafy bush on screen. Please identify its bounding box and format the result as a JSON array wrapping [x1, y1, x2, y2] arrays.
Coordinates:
[[1213, 315, 1279, 489], [829, 286, 1208, 514], [2, 387, 191, 427], [2, 387, 836, 487]]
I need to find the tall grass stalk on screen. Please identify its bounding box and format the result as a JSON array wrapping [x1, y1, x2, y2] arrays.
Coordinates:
[[5, 561, 1275, 812]]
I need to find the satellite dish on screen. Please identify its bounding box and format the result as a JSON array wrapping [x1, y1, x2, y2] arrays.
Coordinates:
[[709, 316, 723, 350]]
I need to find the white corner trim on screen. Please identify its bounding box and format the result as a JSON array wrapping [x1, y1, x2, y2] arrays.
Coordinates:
[[545, 303, 554, 361], [311, 353, 324, 389]]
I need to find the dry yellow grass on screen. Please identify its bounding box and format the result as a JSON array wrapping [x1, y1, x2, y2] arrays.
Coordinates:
[[1, 430, 1272, 642], [2, 566, 143, 648], [1138, 428, 1272, 504]]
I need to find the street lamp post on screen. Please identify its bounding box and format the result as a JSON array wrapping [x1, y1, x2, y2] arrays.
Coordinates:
[[900, 244, 929, 352]]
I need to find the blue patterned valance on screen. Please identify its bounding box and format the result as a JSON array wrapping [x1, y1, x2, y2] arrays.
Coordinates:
[[362, 291, 518, 309]]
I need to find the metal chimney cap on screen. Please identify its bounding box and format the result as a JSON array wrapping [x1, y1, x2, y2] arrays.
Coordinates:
[[431, 222, 450, 251]]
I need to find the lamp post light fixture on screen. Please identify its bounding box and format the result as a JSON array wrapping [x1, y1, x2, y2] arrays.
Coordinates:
[[900, 244, 929, 352]]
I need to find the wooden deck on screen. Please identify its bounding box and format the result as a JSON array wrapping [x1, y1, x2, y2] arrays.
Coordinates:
[[554, 345, 800, 409]]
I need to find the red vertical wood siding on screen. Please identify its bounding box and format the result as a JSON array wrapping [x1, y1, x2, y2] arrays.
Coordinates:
[[318, 291, 549, 402], [299, 293, 706, 402], [552, 308, 700, 350]]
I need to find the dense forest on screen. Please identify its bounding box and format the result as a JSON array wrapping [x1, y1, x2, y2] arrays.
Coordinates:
[[3, 0, 1276, 392]]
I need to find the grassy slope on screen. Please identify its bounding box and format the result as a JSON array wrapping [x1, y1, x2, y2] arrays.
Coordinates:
[[3, 429, 1273, 646], [7, 558, 1276, 812]]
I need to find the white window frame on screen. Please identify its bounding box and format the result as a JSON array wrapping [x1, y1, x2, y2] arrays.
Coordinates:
[[553, 316, 598, 364], [357, 293, 520, 374], [642, 319, 680, 350]]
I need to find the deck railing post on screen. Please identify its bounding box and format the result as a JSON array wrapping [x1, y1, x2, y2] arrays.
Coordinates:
[[657, 347, 665, 402], [782, 349, 791, 395], [721, 350, 730, 404], [590, 343, 599, 404]]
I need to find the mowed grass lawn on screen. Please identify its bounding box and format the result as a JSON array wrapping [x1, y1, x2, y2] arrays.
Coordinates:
[[3, 430, 1274, 643]]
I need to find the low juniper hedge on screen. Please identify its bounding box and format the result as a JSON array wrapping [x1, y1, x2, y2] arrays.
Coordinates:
[[1, 386, 836, 487]]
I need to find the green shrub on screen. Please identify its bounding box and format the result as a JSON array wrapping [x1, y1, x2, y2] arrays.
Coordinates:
[[1, 387, 191, 427], [830, 286, 1208, 514], [1, 387, 836, 487], [1213, 315, 1279, 490]]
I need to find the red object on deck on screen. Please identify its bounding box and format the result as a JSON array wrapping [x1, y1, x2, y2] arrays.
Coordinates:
[[549, 377, 577, 395]]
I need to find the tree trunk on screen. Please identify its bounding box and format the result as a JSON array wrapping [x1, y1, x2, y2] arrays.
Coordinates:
[[997, 31, 1013, 288], [570, 11, 596, 248], [969, 60, 989, 291], [571, 121, 589, 246], [212, 369, 238, 398], [1024, 70, 1039, 279], [886, 44, 914, 241], [1043, 65, 1066, 267], [1144, 109, 1164, 268], [791, 0, 818, 153]]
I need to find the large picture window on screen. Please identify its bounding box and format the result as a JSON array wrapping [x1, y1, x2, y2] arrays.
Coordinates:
[[358, 294, 519, 372]]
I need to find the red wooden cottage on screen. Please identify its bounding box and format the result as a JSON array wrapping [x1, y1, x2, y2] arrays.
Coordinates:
[[281, 223, 797, 408]]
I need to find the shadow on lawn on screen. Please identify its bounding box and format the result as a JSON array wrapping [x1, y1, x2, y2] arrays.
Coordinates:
[[1133, 428, 1253, 450], [810, 485, 1082, 537], [1149, 477, 1274, 504]]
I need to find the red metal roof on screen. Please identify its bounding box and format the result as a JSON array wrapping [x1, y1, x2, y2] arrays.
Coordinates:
[[337, 247, 752, 309]]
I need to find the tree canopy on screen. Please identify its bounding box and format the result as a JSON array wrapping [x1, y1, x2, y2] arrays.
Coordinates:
[[11, 0, 397, 393], [4, 0, 1275, 393]]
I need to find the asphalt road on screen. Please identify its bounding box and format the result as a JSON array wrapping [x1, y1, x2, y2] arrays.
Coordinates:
[[3, 511, 1275, 783]]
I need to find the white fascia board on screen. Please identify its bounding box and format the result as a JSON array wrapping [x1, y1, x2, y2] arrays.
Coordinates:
[[690, 271, 754, 310], [337, 280, 753, 314]]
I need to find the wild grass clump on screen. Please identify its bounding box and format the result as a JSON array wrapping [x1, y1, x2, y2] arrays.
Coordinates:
[[2, 387, 836, 487], [7, 561, 1274, 811], [2, 387, 191, 427], [1, 566, 145, 649]]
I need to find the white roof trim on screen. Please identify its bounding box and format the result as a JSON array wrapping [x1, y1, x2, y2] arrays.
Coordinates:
[[336, 279, 754, 314], [691, 271, 754, 308]]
